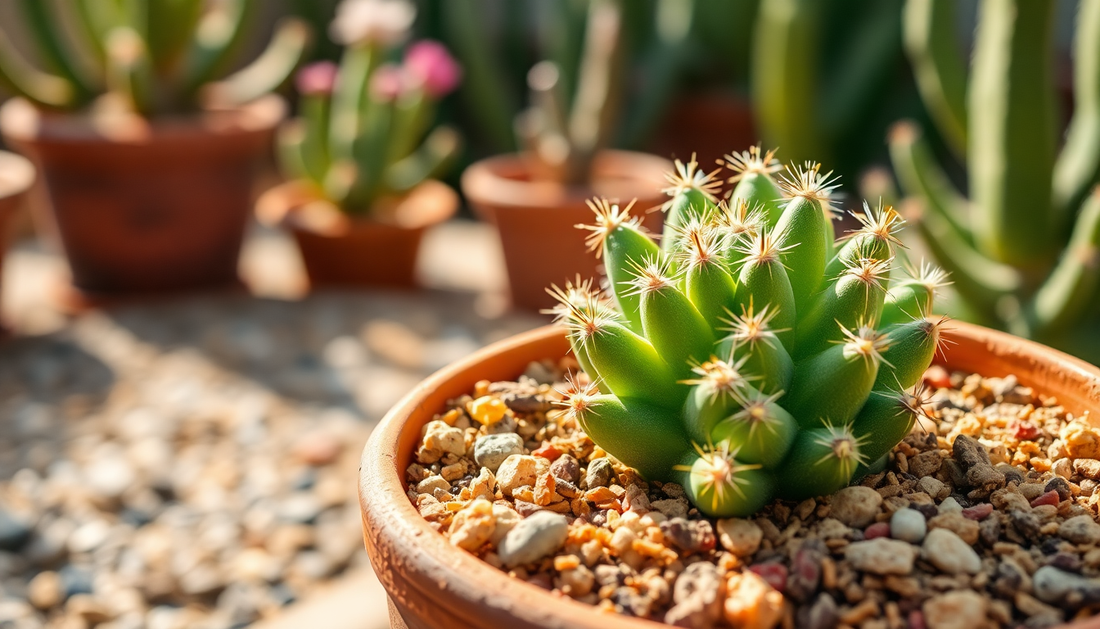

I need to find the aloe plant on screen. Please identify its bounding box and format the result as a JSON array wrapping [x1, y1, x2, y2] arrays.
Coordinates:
[[552, 149, 945, 517], [439, 0, 696, 185], [277, 1, 462, 215], [889, 0, 1100, 361], [0, 0, 309, 116]]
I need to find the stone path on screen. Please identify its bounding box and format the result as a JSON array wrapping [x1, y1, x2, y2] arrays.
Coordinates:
[[0, 220, 545, 628]]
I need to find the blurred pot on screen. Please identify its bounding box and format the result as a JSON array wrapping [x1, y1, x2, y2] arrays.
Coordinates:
[[0, 96, 284, 304], [0, 150, 34, 331], [257, 179, 458, 289], [648, 92, 757, 175], [461, 150, 670, 312]]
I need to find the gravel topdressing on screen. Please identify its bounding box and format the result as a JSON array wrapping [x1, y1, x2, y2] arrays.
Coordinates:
[[407, 358, 1100, 629]]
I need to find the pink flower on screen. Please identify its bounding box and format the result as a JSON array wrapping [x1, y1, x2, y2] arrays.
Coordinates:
[[370, 63, 405, 102], [296, 61, 339, 96], [404, 40, 462, 98]]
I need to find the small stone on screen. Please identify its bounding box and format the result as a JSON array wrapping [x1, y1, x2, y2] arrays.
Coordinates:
[[723, 570, 784, 629], [918, 477, 949, 501], [1031, 489, 1060, 507], [69, 520, 111, 554], [660, 518, 716, 553], [497, 511, 568, 568], [830, 486, 883, 528], [666, 562, 725, 628], [749, 563, 789, 594], [890, 509, 927, 543], [449, 499, 496, 551], [938, 497, 963, 514], [1074, 458, 1100, 480], [909, 451, 943, 478], [415, 475, 449, 495], [0, 510, 32, 551], [845, 539, 917, 575], [717, 518, 763, 557], [650, 498, 689, 519], [864, 522, 890, 540], [961, 503, 993, 520], [473, 434, 524, 473], [1033, 565, 1100, 606], [1058, 515, 1100, 545], [922, 528, 981, 575], [585, 458, 616, 488], [468, 396, 508, 426], [1045, 477, 1073, 501], [798, 593, 839, 629], [422, 420, 466, 457], [292, 431, 342, 466], [922, 591, 987, 629], [549, 454, 580, 484], [28, 571, 63, 610], [496, 455, 539, 497], [1052, 457, 1074, 479], [86, 456, 135, 503], [489, 504, 521, 547], [928, 513, 980, 545]]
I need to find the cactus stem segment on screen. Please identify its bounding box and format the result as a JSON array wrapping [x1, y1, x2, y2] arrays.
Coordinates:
[[837, 324, 892, 367], [661, 154, 722, 212], [672, 220, 725, 271], [673, 442, 762, 514], [724, 390, 786, 441], [813, 422, 870, 478], [777, 161, 841, 220], [680, 355, 757, 405], [737, 229, 795, 271], [723, 145, 781, 184], [623, 255, 677, 298], [576, 197, 644, 257], [845, 201, 906, 249], [719, 299, 789, 351]]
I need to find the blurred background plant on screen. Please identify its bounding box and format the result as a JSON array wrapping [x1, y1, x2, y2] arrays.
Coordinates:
[[889, 0, 1100, 361], [277, 0, 462, 216], [0, 0, 310, 117]]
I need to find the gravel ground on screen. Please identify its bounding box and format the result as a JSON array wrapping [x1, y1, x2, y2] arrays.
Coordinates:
[[0, 221, 544, 628], [409, 360, 1100, 629]]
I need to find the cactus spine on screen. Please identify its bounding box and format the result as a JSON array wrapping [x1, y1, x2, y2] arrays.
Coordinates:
[[554, 146, 945, 518], [891, 0, 1100, 361]]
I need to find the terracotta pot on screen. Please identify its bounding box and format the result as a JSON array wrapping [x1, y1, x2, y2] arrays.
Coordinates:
[[359, 321, 1100, 629], [0, 150, 35, 332], [461, 150, 671, 311], [0, 96, 284, 302], [648, 92, 757, 177], [257, 179, 458, 289]]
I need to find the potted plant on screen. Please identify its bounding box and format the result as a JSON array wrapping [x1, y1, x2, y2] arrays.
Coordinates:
[[448, 0, 675, 311], [258, 0, 462, 289], [0, 150, 34, 333], [889, 0, 1100, 363], [361, 150, 1100, 628], [0, 1, 308, 306]]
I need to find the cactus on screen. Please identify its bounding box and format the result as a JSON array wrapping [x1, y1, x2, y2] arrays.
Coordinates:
[[0, 0, 309, 116], [277, 2, 462, 215], [890, 0, 1100, 361], [551, 147, 946, 517]]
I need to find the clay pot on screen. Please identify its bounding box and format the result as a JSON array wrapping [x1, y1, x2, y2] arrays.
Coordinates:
[[257, 180, 458, 289], [0, 96, 284, 303], [648, 92, 757, 176], [461, 150, 671, 311], [359, 321, 1100, 629], [0, 150, 35, 331]]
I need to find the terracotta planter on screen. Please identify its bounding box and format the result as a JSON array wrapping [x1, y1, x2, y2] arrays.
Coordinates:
[[359, 321, 1100, 629], [648, 92, 757, 177], [0, 150, 35, 332], [0, 96, 284, 302], [461, 150, 671, 311], [257, 180, 458, 289]]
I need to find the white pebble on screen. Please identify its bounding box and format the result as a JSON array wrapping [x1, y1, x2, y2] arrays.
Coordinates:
[[498, 512, 568, 568], [890, 509, 927, 543], [922, 528, 981, 575]]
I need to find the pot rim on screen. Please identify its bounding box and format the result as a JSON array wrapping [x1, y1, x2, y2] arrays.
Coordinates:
[[359, 321, 1100, 629], [461, 149, 672, 213], [0, 150, 35, 202], [0, 95, 286, 145], [256, 179, 459, 235]]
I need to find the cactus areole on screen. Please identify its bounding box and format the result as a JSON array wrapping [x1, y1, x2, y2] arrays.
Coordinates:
[[551, 149, 946, 518]]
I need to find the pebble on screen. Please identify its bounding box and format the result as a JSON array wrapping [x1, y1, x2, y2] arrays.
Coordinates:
[[1058, 515, 1100, 545], [922, 529, 981, 575], [918, 476, 948, 501], [890, 509, 927, 543], [665, 562, 725, 627], [449, 499, 496, 552], [549, 454, 580, 484], [585, 458, 615, 488], [0, 510, 32, 551], [292, 431, 343, 466], [938, 497, 963, 514], [830, 486, 882, 527], [922, 591, 987, 629], [864, 522, 890, 540], [497, 512, 568, 568], [716, 519, 762, 557], [844, 539, 917, 575], [928, 513, 980, 545], [27, 571, 62, 610], [1032, 566, 1100, 606], [723, 570, 784, 629], [473, 434, 525, 473], [495, 455, 539, 497]]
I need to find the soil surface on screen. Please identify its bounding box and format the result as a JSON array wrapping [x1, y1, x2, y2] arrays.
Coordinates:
[[408, 360, 1100, 629]]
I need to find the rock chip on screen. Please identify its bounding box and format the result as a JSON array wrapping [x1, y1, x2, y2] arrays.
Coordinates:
[[717, 518, 763, 557], [890, 509, 927, 543], [922, 591, 988, 629], [909, 451, 943, 478], [474, 434, 525, 473], [1058, 515, 1100, 545], [496, 455, 539, 497], [422, 420, 466, 457], [844, 539, 917, 575], [928, 512, 980, 545], [498, 511, 568, 568], [1073, 458, 1100, 480], [918, 476, 949, 501], [830, 487, 882, 528], [723, 570, 784, 629], [585, 458, 616, 488], [1033, 565, 1100, 606], [922, 528, 981, 575], [665, 562, 725, 628], [449, 499, 496, 551], [550, 454, 580, 484]]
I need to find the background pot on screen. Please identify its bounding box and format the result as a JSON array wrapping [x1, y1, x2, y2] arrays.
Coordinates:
[[461, 150, 671, 312], [359, 321, 1100, 629], [0, 96, 284, 303], [0, 150, 35, 333], [256, 179, 458, 289], [647, 92, 757, 175]]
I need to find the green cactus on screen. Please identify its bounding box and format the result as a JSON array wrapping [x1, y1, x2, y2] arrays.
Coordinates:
[[551, 147, 946, 517], [277, 17, 463, 216], [890, 0, 1100, 361], [0, 0, 309, 116]]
